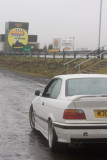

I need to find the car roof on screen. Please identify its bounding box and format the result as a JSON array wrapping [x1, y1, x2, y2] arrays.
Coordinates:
[[54, 74, 107, 81]]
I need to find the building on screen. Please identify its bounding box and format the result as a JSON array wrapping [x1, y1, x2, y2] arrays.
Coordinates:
[[0, 21, 38, 53], [0, 34, 5, 52]]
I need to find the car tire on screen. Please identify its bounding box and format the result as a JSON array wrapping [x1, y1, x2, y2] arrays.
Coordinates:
[[48, 120, 58, 152], [29, 105, 36, 131]]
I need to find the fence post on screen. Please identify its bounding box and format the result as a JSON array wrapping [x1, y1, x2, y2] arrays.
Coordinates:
[[19, 51, 20, 57], [74, 51, 76, 59], [45, 51, 47, 59], [53, 52, 56, 59], [38, 50, 40, 59], [87, 54, 89, 59], [30, 51, 32, 58], [63, 49, 65, 61], [101, 50, 104, 59], [24, 51, 26, 57]]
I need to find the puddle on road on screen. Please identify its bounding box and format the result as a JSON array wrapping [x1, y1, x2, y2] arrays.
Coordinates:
[[0, 69, 107, 160]]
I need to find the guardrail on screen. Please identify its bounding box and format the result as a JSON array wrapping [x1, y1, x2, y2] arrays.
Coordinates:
[[74, 50, 107, 73], [64, 44, 107, 74]]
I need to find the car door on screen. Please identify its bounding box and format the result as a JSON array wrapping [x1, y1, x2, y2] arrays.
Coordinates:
[[34, 78, 62, 138]]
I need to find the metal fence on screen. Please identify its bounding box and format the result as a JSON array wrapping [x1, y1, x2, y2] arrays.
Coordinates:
[[1, 49, 107, 60]]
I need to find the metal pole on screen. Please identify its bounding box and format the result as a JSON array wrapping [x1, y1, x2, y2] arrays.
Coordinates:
[[78, 64, 80, 74], [73, 36, 75, 59], [98, 0, 102, 57], [73, 37, 75, 52], [63, 49, 65, 61], [67, 64, 69, 74], [38, 50, 39, 59]]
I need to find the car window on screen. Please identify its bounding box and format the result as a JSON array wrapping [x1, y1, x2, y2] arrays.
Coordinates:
[[66, 78, 107, 96], [50, 79, 62, 99], [42, 78, 62, 99]]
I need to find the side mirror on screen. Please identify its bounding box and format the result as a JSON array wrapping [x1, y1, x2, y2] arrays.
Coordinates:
[[35, 90, 40, 96]]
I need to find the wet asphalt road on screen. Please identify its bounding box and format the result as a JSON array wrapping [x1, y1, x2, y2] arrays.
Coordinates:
[[0, 69, 107, 160]]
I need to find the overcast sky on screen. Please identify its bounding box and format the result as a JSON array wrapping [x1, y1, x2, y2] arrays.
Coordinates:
[[0, 0, 107, 49]]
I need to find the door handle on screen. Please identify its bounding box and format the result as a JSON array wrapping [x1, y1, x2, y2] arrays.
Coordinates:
[[42, 102, 44, 106]]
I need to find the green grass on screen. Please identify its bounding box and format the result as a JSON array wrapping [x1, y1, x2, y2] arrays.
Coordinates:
[[0, 55, 107, 78]]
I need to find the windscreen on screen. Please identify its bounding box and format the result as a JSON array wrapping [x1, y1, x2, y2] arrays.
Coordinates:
[[66, 78, 107, 96]]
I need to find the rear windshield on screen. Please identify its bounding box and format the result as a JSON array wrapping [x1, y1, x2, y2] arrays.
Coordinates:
[[66, 78, 107, 96]]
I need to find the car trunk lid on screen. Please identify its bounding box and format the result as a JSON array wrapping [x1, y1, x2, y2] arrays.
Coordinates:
[[72, 95, 107, 121], [67, 95, 107, 123]]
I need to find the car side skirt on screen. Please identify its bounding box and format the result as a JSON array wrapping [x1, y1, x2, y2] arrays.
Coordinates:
[[35, 122, 48, 140]]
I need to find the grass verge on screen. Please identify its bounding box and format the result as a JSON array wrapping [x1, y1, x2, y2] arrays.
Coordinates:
[[0, 56, 107, 78]]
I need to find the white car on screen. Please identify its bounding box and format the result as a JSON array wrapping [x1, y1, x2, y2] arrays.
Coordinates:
[[29, 74, 107, 151]]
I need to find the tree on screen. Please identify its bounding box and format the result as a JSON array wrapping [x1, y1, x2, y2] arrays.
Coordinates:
[[43, 44, 48, 51], [48, 44, 53, 50]]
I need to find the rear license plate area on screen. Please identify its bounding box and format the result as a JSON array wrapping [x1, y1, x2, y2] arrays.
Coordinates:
[[95, 110, 107, 118]]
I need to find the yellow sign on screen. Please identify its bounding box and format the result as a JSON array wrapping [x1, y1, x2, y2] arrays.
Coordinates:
[[63, 47, 70, 50], [8, 28, 28, 48], [48, 49, 59, 52]]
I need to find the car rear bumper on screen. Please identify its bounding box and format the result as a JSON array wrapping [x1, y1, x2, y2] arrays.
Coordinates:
[[70, 138, 107, 144], [53, 122, 107, 143]]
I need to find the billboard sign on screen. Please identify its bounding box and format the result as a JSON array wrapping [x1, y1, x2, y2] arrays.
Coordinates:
[[8, 28, 28, 48], [54, 40, 58, 45]]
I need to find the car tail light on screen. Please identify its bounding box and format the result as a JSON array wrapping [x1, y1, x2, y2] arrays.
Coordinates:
[[63, 109, 86, 119]]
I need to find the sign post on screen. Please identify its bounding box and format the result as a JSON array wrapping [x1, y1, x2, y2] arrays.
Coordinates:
[[23, 46, 31, 57]]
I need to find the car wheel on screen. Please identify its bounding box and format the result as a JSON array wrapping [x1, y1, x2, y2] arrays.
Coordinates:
[[48, 120, 58, 152], [29, 105, 35, 131]]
